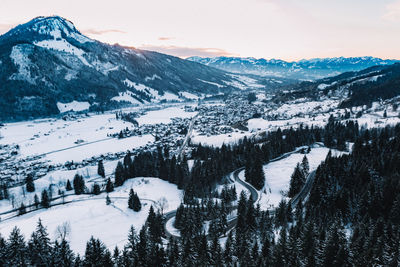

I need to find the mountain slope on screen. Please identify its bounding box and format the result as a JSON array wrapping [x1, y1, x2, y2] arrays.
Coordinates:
[[272, 63, 400, 108], [187, 56, 399, 80], [0, 16, 244, 121]]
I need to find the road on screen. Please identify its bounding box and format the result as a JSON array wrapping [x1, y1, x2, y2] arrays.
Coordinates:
[[163, 160, 262, 240], [177, 113, 198, 158], [163, 145, 318, 240], [290, 170, 316, 207]]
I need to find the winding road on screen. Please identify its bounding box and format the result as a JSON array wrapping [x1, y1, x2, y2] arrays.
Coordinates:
[[163, 145, 318, 240]]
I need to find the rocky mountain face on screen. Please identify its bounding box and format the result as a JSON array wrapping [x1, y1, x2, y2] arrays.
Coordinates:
[[0, 16, 244, 121], [187, 56, 398, 80]]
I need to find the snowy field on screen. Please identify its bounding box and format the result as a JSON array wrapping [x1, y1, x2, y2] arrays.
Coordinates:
[[0, 105, 196, 164], [238, 145, 346, 209], [191, 131, 252, 147], [0, 177, 182, 254]]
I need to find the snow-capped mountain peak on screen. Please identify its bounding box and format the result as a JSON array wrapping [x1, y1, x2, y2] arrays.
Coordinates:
[[1, 15, 92, 43]]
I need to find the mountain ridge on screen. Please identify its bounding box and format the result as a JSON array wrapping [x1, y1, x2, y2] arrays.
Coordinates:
[[187, 56, 399, 80], [0, 16, 245, 121]]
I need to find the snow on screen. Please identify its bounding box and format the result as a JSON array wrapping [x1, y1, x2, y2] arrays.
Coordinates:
[[255, 145, 345, 209], [165, 217, 181, 237], [144, 74, 161, 81], [111, 91, 143, 105], [191, 131, 251, 147], [228, 74, 265, 88], [9, 44, 35, 84], [180, 91, 199, 100], [0, 112, 150, 163], [317, 83, 329, 90], [136, 107, 197, 125], [45, 134, 154, 164], [123, 79, 180, 102], [57, 101, 90, 113], [34, 39, 90, 66], [198, 79, 225, 88], [0, 177, 183, 254]]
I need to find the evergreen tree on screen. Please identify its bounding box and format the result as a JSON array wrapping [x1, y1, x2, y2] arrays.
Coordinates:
[[73, 174, 85, 195], [105, 178, 114, 193], [6, 227, 28, 267], [84, 237, 111, 267], [66, 180, 72, 191], [26, 173, 35, 192], [28, 219, 52, 266], [92, 183, 101, 195], [114, 161, 125, 187], [41, 189, 50, 208], [301, 155, 310, 176], [52, 239, 75, 267], [133, 192, 142, 212], [97, 160, 105, 178], [0, 234, 7, 267], [288, 163, 306, 198]]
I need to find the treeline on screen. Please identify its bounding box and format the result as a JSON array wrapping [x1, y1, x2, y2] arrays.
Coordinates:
[[109, 117, 361, 199]]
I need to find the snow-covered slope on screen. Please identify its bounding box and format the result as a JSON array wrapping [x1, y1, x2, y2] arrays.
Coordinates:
[[0, 16, 244, 121]]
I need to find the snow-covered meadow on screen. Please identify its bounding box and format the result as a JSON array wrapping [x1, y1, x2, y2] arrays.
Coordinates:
[[0, 177, 183, 254], [239, 145, 347, 210]]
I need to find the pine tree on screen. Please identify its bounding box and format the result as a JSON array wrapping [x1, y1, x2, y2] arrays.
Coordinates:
[[92, 183, 101, 195], [6, 227, 28, 266], [124, 226, 138, 264], [133, 193, 142, 212], [84, 237, 111, 267], [73, 174, 85, 195], [66, 180, 72, 191], [128, 189, 135, 210], [223, 231, 235, 266], [288, 163, 306, 198], [97, 160, 105, 178], [52, 239, 75, 267], [301, 155, 310, 176], [26, 173, 35, 192], [41, 189, 50, 208], [105, 178, 114, 193], [0, 234, 7, 266], [114, 161, 125, 187], [28, 219, 52, 266], [210, 235, 223, 266]]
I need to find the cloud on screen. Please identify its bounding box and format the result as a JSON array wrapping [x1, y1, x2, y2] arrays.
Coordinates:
[[383, 0, 400, 21], [158, 37, 174, 41], [82, 28, 126, 35], [138, 45, 238, 58]]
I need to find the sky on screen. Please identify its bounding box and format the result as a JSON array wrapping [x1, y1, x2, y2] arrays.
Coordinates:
[[0, 0, 400, 61]]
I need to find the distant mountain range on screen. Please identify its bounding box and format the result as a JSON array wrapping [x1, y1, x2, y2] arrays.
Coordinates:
[[0, 16, 253, 121], [274, 62, 400, 108], [187, 56, 399, 80]]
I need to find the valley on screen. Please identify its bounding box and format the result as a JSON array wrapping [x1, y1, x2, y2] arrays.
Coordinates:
[[0, 13, 400, 267]]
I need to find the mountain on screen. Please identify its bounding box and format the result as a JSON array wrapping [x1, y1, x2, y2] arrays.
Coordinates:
[[0, 16, 249, 121], [187, 56, 399, 80], [273, 62, 400, 108]]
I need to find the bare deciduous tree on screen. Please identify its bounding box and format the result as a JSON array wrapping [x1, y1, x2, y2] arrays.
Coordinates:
[[155, 197, 168, 215], [55, 221, 71, 241]]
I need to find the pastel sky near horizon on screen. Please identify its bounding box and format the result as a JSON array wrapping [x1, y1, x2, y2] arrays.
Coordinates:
[[0, 0, 400, 61]]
